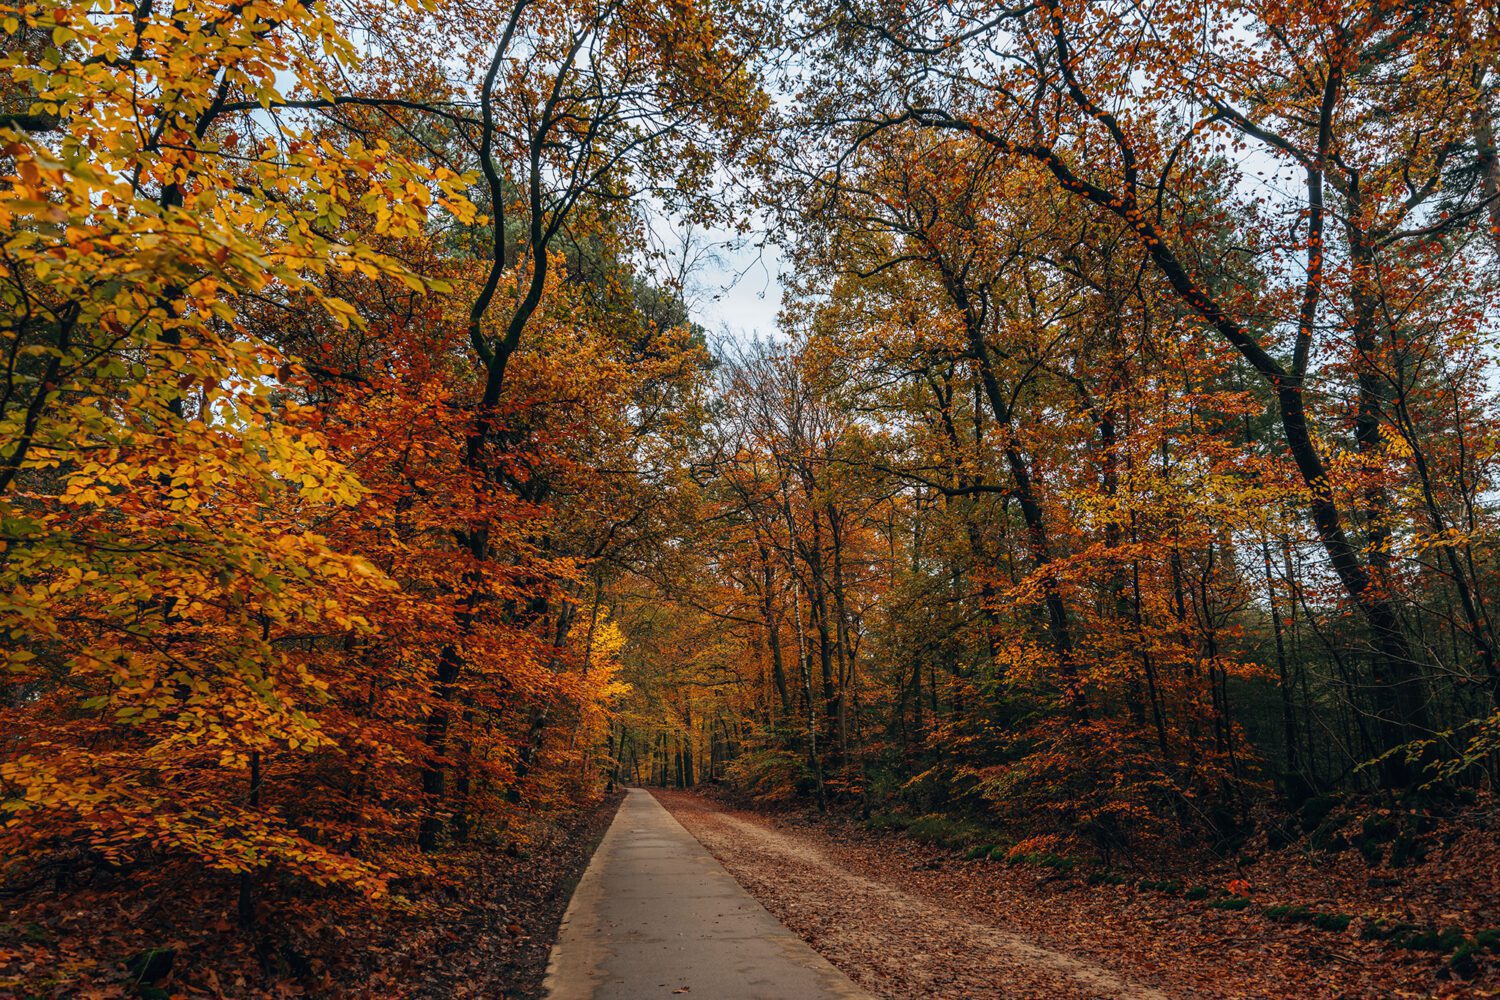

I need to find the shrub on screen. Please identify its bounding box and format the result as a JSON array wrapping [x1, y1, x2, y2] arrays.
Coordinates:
[[722, 749, 816, 806], [1356, 838, 1385, 865], [866, 812, 912, 833], [967, 718, 1240, 859], [906, 814, 989, 847]]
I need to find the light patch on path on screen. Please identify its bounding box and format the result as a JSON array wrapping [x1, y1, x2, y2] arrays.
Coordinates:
[[660, 793, 1171, 1000]]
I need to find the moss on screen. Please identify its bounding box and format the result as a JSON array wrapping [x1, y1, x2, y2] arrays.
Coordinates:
[[1389, 834, 1427, 868], [1298, 794, 1341, 832], [965, 843, 995, 860], [1473, 928, 1500, 952], [1450, 945, 1481, 980], [125, 948, 176, 990], [1397, 927, 1467, 953], [1184, 886, 1210, 901], [1265, 825, 1293, 851], [905, 814, 956, 843], [1263, 904, 1310, 922], [1259, 905, 1350, 932], [1139, 879, 1182, 895], [1309, 821, 1347, 853], [986, 842, 1027, 861], [1209, 897, 1252, 911], [1311, 913, 1353, 933], [0, 922, 55, 945], [1362, 919, 1418, 943], [1438, 928, 1469, 953], [1086, 870, 1129, 886], [1360, 814, 1398, 843], [1007, 851, 1077, 873], [20, 923, 54, 944]]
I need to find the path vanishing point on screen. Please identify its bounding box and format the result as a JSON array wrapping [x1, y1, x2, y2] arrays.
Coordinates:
[[543, 788, 873, 999]]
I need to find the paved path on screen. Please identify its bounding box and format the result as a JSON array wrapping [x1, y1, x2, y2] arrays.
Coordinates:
[[543, 788, 873, 1000]]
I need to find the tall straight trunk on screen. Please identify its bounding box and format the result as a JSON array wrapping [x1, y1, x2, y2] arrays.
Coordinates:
[[683, 706, 695, 787], [969, 329, 1079, 707], [1169, 546, 1204, 769], [827, 501, 854, 761], [708, 724, 718, 782], [1130, 554, 1173, 762], [758, 541, 793, 714], [803, 507, 839, 718], [1073, 360, 1145, 726], [907, 657, 924, 737], [418, 641, 464, 851], [237, 750, 261, 928], [607, 727, 620, 792], [932, 371, 1005, 666], [1197, 544, 1233, 764], [789, 572, 827, 809], [451, 703, 477, 843]]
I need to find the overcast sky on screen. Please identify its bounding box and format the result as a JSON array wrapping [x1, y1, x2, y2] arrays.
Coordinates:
[[692, 239, 786, 343], [640, 196, 788, 345]]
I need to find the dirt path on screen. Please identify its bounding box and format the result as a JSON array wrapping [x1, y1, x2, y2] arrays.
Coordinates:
[[655, 790, 1471, 999], [656, 791, 1168, 1000]]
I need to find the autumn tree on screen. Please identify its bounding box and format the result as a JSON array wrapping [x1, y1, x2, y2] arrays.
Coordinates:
[[0, 0, 769, 985]]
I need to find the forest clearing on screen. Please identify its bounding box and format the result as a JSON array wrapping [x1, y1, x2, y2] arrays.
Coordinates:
[[3, 0, 1500, 996]]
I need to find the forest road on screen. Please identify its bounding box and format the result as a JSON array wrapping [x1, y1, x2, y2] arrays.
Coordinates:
[[542, 787, 874, 999], [655, 790, 1172, 1000]]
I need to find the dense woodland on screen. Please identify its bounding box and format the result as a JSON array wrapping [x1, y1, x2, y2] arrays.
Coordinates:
[[3, 0, 1500, 994]]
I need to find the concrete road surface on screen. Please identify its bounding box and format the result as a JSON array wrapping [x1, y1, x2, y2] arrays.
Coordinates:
[[544, 788, 873, 1000]]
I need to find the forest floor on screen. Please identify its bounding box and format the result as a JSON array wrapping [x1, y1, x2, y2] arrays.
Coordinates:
[[0, 790, 623, 998], [656, 789, 1500, 1000]]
